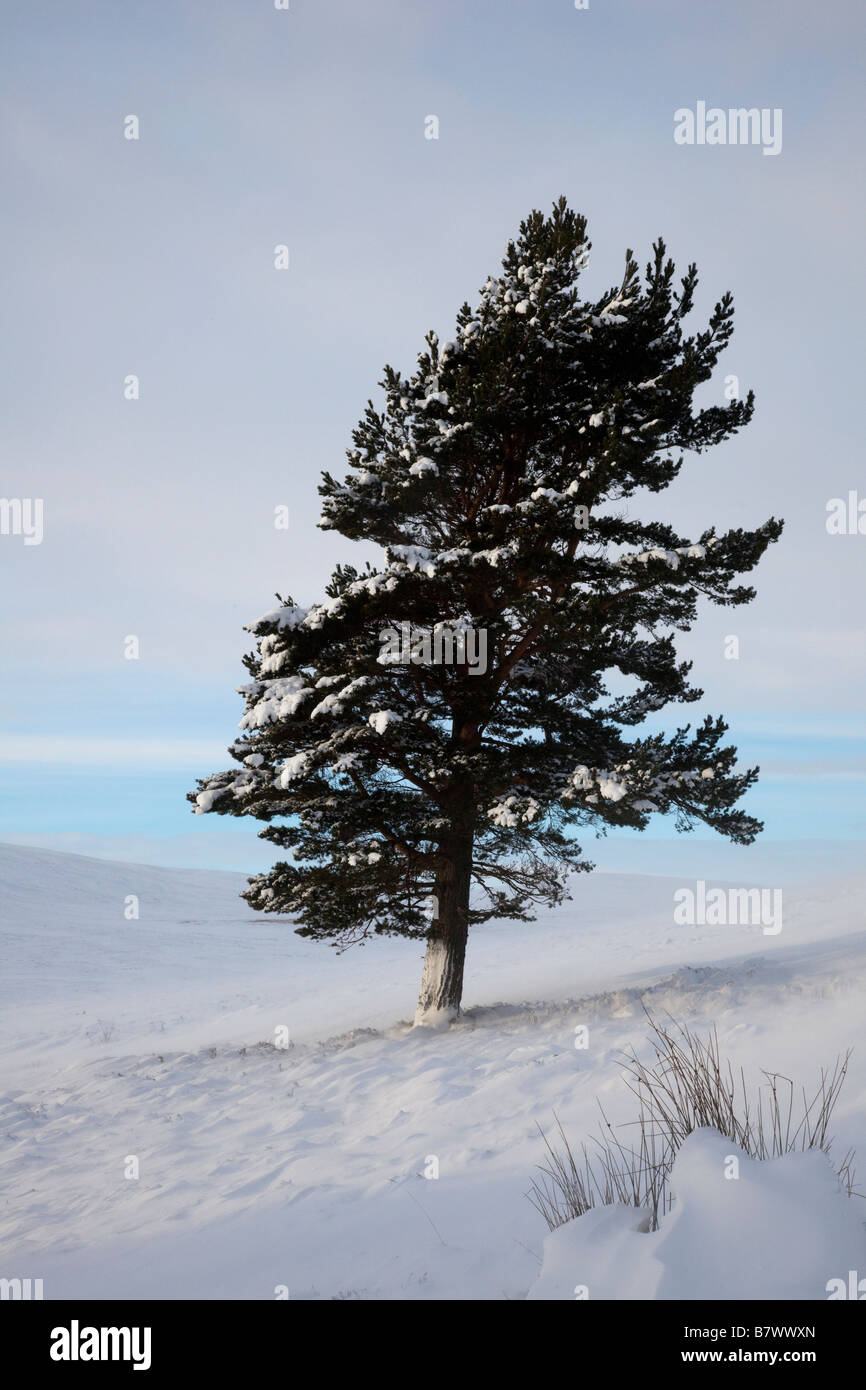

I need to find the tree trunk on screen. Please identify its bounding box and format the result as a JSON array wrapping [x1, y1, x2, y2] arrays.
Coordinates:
[[414, 831, 473, 1027]]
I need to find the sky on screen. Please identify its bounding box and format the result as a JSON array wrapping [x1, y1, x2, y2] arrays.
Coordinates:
[[1, 0, 865, 875]]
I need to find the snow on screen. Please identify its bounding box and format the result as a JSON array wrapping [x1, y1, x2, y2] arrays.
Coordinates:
[[247, 604, 309, 634], [1, 842, 865, 1300], [623, 542, 709, 571], [388, 544, 437, 576], [487, 794, 541, 826], [309, 675, 370, 720], [528, 1130, 866, 1300], [368, 710, 401, 734], [597, 774, 628, 803], [238, 675, 315, 728], [567, 764, 633, 803], [276, 751, 311, 784]]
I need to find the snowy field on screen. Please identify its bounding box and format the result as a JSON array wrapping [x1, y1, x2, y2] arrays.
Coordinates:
[[1, 842, 865, 1300]]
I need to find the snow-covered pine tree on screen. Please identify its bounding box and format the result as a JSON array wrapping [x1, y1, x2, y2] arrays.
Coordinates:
[[190, 198, 782, 1026]]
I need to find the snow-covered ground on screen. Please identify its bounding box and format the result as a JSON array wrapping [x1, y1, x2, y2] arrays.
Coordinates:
[[1, 842, 864, 1299]]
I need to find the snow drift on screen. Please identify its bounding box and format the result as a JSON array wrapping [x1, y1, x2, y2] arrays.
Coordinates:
[[528, 1129, 866, 1300]]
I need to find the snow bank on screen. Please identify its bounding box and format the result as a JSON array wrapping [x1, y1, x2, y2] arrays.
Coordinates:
[[528, 1129, 866, 1300]]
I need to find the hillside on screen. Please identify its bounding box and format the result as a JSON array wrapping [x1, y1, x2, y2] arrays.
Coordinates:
[[1, 843, 864, 1299]]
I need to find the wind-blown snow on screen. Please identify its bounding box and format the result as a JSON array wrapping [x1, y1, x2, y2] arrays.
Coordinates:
[[1, 843, 865, 1300]]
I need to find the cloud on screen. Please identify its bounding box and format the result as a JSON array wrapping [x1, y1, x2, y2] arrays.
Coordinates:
[[0, 735, 229, 768]]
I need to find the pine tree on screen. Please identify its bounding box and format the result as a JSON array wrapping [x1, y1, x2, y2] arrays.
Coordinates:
[[190, 198, 782, 1026]]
